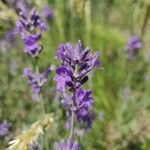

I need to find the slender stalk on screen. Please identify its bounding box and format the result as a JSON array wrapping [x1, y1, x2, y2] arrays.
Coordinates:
[[85, 0, 93, 90], [70, 92, 75, 139], [70, 65, 78, 139], [141, 4, 150, 37], [33, 57, 49, 149]]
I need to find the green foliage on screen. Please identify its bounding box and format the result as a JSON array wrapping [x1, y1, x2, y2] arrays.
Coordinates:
[[1, 0, 150, 149]]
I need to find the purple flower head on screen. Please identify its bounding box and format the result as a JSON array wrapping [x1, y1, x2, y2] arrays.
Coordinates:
[[0, 120, 11, 137], [55, 138, 80, 150], [54, 40, 100, 92], [23, 67, 51, 93], [54, 66, 72, 92], [61, 88, 93, 111], [43, 4, 54, 20], [62, 88, 94, 129], [64, 107, 95, 130], [5, 29, 17, 44], [76, 88, 93, 109], [54, 40, 100, 131], [1, 29, 17, 52], [16, 7, 46, 57], [16, 0, 28, 12], [125, 35, 142, 60], [76, 108, 94, 128]]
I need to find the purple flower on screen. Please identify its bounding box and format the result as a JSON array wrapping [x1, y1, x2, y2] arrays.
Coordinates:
[[61, 88, 93, 110], [5, 29, 17, 44], [16, 0, 28, 12], [55, 138, 80, 150], [76, 88, 93, 109], [54, 66, 72, 92], [16, 8, 46, 57], [76, 108, 94, 128], [0, 120, 11, 137], [23, 67, 51, 93], [54, 40, 100, 130], [125, 35, 142, 60], [54, 40, 100, 92], [43, 4, 54, 20]]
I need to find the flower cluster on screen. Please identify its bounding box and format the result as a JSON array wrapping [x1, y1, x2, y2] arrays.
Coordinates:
[[125, 35, 142, 60], [55, 138, 80, 150], [16, 5, 52, 95], [0, 120, 11, 137], [16, 8, 46, 57], [54, 40, 100, 128], [23, 67, 51, 93]]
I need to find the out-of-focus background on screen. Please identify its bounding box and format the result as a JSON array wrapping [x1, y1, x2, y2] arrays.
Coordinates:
[[1, 0, 150, 149]]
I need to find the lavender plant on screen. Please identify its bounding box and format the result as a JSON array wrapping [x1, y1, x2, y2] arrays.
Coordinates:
[[16, 4, 51, 94], [55, 139, 80, 150], [23, 67, 51, 94], [43, 4, 54, 20], [15, 5, 52, 149], [16, 7, 46, 57], [54, 40, 100, 148], [15, 2, 100, 149], [0, 120, 11, 138], [124, 35, 142, 60]]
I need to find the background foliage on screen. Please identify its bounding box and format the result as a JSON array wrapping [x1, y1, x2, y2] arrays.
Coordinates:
[[1, 0, 150, 149]]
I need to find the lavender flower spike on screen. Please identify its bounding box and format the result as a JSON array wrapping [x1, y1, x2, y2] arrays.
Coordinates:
[[125, 35, 142, 60], [54, 40, 100, 92], [55, 138, 80, 150], [54, 40, 100, 131], [16, 8, 46, 57], [0, 120, 11, 137], [43, 4, 54, 20], [23, 67, 51, 93]]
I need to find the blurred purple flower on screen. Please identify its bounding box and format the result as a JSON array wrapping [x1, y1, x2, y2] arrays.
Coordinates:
[[5, 29, 17, 44], [55, 138, 80, 150], [0, 120, 11, 137], [23, 67, 51, 93], [125, 35, 142, 60], [16, 0, 28, 12], [43, 4, 54, 20], [5, 0, 28, 11], [16, 8, 46, 57], [0, 29, 17, 53]]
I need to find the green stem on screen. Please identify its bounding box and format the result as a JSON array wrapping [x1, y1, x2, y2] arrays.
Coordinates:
[[33, 57, 49, 149], [141, 4, 150, 37], [70, 91, 76, 139], [70, 65, 78, 139]]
